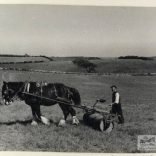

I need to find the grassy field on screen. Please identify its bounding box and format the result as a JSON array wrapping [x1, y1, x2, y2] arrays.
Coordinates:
[[1, 57, 156, 73], [0, 70, 155, 152]]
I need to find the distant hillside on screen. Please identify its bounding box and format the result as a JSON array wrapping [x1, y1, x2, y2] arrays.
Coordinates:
[[118, 56, 153, 60], [1, 57, 156, 74], [92, 58, 156, 73], [0, 55, 52, 63], [51, 56, 100, 61], [0, 54, 30, 57]]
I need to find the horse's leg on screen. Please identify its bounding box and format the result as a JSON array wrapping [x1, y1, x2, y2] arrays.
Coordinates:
[[30, 105, 39, 126], [31, 104, 50, 125], [58, 104, 70, 126], [58, 104, 79, 126], [68, 106, 79, 125]]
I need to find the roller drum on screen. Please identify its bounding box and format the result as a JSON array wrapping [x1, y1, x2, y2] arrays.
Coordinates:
[[83, 112, 114, 132]]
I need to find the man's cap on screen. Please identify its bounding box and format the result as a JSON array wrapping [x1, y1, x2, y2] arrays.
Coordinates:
[[110, 85, 117, 89]]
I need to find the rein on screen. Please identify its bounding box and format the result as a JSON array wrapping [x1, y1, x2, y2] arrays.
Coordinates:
[[22, 91, 72, 105]]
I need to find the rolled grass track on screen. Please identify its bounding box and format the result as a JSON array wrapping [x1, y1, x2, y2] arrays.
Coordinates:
[[0, 70, 155, 152]]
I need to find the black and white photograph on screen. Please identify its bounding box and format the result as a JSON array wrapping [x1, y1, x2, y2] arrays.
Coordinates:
[[0, 0, 155, 153]]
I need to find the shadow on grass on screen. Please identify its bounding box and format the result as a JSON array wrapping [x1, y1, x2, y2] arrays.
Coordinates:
[[0, 119, 56, 126], [78, 119, 102, 132], [0, 119, 32, 125]]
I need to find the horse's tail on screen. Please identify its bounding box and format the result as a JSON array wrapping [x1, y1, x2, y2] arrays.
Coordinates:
[[69, 87, 81, 105]]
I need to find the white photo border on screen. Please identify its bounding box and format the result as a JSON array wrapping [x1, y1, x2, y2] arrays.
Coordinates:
[[0, 0, 155, 156]]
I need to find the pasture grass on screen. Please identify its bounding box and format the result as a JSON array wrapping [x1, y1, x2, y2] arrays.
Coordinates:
[[0, 71, 155, 152]]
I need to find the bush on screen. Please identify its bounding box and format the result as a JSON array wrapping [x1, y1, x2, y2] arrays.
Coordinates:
[[72, 57, 96, 73]]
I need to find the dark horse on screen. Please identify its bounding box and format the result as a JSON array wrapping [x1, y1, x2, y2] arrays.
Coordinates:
[[2, 81, 81, 126]]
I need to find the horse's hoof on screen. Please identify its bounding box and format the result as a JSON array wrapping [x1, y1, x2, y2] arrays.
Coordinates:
[[31, 120, 38, 126], [41, 116, 50, 126], [5, 101, 10, 105], [58, 119, 66, 127], [72, 121, 79, 126], [72, 117, 79, 126], [72, 122, 79, 126]]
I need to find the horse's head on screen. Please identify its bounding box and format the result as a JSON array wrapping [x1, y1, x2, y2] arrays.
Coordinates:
[[2, 81, 16, 105]]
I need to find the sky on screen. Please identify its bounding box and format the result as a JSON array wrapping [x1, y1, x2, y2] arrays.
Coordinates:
[[0, 5, 156, 57]]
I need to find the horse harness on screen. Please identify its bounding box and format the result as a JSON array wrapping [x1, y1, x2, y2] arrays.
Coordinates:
[[24, 81, 72, 102], [4, 81, 73, 105], [24, 81, 57, 97]]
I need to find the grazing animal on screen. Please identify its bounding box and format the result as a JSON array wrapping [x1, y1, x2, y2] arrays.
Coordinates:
[[2, 81, 81, 126]]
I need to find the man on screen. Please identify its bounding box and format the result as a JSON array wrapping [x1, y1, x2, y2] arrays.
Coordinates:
[[110, 85, 124, 124]]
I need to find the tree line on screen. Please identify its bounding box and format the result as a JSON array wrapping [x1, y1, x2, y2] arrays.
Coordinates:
[[118, 56, 153, 60]]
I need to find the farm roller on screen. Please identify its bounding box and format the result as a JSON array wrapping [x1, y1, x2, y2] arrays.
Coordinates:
[[22, 92, 115, 132], [82, 99, 115, 132]]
